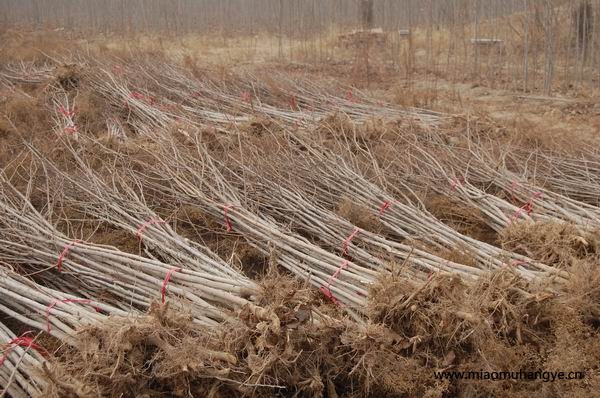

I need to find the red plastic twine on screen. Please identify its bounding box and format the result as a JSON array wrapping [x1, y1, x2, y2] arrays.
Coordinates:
[[346, 90, 354, 102], [320, 260, 350, 305], [131, 91, 145, 100], [45, 299, 97, 333], [161, 267, 181, 304], [0, 333, 48, 367], [450, 176, 464, 191], [241, 91, 252, 103], [509, 180, 522, 203], [58, 105, 75, 118], [136, 218, 166, 241], [379, 200, 391, 216], [319, 287, 339, 304], [56, 239, 82, 272], [223, 205, 234, 232], [510, 192, 543, 222], [129, 92, 156, 105], [342, 227, 360, 256], [64, 125, 78, 134]]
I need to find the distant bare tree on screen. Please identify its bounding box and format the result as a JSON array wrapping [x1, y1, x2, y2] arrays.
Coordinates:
[[574, 0, 594, 60], [3, 0, 600, 95], [542, 0, 556, 94], [360, 0, 374, 30]]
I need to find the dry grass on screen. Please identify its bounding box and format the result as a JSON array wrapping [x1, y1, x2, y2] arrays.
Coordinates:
[[425, 195, 498, 245], [336, 197, 379, 232]]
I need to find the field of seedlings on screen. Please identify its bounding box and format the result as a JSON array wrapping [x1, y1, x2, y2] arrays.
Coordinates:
[[1, 2, 600, 397]]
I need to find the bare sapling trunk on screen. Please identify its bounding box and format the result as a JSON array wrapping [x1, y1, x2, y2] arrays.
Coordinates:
[[360, 0, 374, 30]]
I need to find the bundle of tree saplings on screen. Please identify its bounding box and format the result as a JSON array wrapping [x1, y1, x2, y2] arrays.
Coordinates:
[[130, 137, 373, 318], [30, 141, 252, 285], [50, 89, 79, 140], [0, 61, 55, 85], [0, 269, 129, 344], [258, 132, 567, 282], [102, 57, 445, 132], [223, 151, 482, 281], [0, 321, 46, 398], [389, 139, 561, 232], [307, 118, 600, 237], [505, 145, 600, 207], [0, 173, 256, 326], [435, 138, 600, 228]]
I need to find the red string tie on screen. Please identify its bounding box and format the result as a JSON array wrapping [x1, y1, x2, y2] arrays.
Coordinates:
[[45, 299, 97, 333], [241, 91, 252, 103], [223, 205, 234, 232], [320, 260, 350, 305], [510, 259, 528, 267], [290, 95, 298, 110], [56, 239, 82, 272], [346, 90, 354, 102], [450, 176, 464, 191], [0, 332, 48, 367], [58, 106, 75, 118], [379, 200, 391, 216], [131, 91, 145, 100], [330, 260, 350, 283], [161, 267, 181, 304], [511, 192, 543, 222], [342, 227, 360, 256], [136, 218, 166, 241], [319, 286, 339, 305], [64, 125, 78, 134]]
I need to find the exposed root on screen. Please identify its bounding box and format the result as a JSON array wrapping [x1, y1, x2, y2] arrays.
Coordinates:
[[38, 269, 600, 397], [367, 269, 599, 397], [500, 221, 600, 267]]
